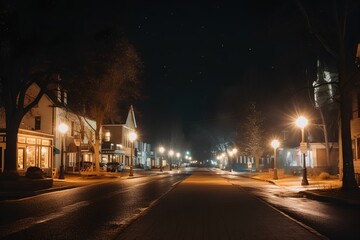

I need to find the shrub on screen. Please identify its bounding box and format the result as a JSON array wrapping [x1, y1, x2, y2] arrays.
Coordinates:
[[25, 167, 45, 179], [318, 172, 330, 180]]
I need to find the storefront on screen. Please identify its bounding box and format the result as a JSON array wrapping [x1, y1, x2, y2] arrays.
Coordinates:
[[17, 129, 54, 175], [101, 149, 126, 164]]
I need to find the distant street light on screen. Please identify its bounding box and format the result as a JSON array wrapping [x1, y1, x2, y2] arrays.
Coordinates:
[[128, 131, 137, 177], [296, 116, 309, 185], [58, 123, 68, 179], [158, 146, 165, 172], [271, 139, 280, 180], [168, 150, 174, 170]]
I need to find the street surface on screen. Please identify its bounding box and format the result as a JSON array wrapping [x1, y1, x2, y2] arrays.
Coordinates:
[[117, 168, 324, 240], [1, 168, 359, 240], [0, 172, 188, 240]]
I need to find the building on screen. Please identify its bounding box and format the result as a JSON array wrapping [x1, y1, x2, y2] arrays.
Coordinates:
[[0, 82, 96, 177], [101, 105, 137, 167], [135, 141, 153, 169], [350, 85, 360, 175], [348, 43, 360, 180]]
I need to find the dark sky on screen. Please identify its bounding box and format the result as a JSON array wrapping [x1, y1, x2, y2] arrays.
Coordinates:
[[119, 1, 319, 156], [13, 0, 360, 160]]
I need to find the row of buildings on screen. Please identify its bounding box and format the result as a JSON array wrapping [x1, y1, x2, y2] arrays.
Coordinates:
[[0, 82, 156, 177], [214, 44, 360, 181]]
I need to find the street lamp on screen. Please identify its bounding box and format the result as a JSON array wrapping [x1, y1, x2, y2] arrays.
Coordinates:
[[128, 131, 137, 177], [271, 139, 280, 180], [158, 146, 165, 172], [168, 150, 174, 170], [296, 116, 309, 185], [58, 123, 68, 179]]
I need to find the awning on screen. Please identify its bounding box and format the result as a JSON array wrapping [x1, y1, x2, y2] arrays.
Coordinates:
[[53, 147, 60, 154]]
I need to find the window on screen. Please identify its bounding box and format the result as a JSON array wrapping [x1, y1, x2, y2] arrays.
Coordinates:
[[18, 148, 24, 169], [69, 153, 76, 167], [40, 147, 49, 168], [105, 131, 111, 142], [26, 146, 36, 167], [35, 116, 41, 130]]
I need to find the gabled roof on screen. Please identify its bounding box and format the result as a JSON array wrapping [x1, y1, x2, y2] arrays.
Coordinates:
[[125, 105, 137, 129], [102, 105, 137, 130]]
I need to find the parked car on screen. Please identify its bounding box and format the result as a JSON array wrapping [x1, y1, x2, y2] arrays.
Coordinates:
[[106, 162, 124, 172], [75, 161, 95, 172]]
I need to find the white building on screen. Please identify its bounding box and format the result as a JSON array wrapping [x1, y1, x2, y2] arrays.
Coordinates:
[[0, 83, 96, 177]]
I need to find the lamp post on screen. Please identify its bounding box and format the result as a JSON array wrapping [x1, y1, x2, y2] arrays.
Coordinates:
[[168, 150, 174, 170], [128, 131, 137, 177], [158, 146, 165, 172], [58, 123, 68, 179], [271, 139, 280, 180], [296, 116, 309, 185]]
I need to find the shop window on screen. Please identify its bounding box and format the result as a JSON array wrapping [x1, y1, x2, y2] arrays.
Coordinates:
[[18, 148, 24, 169], [26, 146, 36, 167], [40, 147, 49, 168], [35, 116, 41, 130]]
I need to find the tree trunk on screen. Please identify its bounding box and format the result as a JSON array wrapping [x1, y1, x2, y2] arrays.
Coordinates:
[[94, 121, 101, 175], [94, 138, 100, 174], [340, 88, 358, 191], [255, 154, 260, 172], [337, 29, 358, 191], [4, 113, 21, 173]]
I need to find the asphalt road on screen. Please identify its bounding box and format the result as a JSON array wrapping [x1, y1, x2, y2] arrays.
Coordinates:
[[0, 173, 188, 240], [117, 169, 324, 240]]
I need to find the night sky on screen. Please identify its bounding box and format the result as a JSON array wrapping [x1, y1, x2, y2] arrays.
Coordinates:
[[13, 0, 360, 160], [120, 0, 320, 156]]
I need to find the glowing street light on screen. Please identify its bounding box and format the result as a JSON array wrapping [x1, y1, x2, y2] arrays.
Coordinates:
[[158, 146, 165, 172], [58, 123, 68, 179], [128, 131, 137, 176], [296, 116, 309, 185], [271, 139, 280, 180]]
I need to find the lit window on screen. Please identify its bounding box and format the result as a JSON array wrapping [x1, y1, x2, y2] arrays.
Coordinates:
[[105, 131, 110, 142]]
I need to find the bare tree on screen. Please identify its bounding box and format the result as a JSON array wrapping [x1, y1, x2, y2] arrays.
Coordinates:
[[65, 39, 142, 174], [237, 103, 266, 172], [297, 0, 359, 191]]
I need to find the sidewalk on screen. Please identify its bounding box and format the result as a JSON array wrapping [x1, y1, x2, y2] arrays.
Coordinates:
[[248, 171, 360, 206]]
